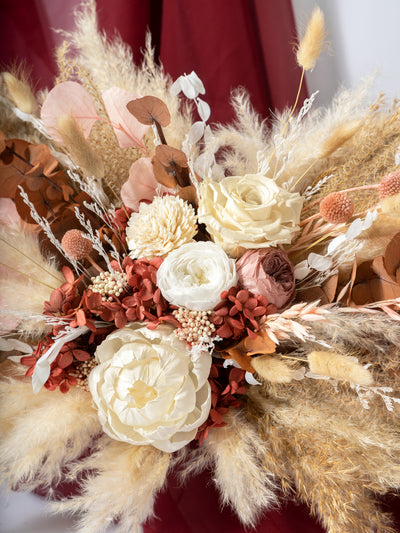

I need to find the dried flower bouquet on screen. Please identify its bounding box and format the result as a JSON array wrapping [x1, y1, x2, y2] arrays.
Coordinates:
[[1, 4, 400, 533]]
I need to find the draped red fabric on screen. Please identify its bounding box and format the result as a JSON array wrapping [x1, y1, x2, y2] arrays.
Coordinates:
[[0, 0, 307, 124]]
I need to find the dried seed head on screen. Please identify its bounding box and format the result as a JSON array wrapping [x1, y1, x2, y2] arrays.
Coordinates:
[[61, 229, 92, 260], [296, 7, 326, 71], [319, 192, 354, 224], [3, 72, 37, 114], [378, 171, 400, 199]]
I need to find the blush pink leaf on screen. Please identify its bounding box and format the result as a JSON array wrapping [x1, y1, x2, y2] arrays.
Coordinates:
[[102, 88, 149, 148], [121, 158, 170, 211], [41, 81, 99, 145]]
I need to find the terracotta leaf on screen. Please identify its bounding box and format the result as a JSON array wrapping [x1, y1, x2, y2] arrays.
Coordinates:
[[14, 187, 48, 223], [178, 184, 198, 206], [384, 232, 400, 280], [0, 131, 5, 152], [126, 96, 171, 127], [156, 144, 188, 167], [152, 156, 178, 188]]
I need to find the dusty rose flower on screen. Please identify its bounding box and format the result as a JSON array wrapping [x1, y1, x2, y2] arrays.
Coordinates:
[[235, 248, 296, 311]]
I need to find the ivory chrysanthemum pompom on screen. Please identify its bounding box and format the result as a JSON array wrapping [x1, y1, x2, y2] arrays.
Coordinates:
[[126, 195, 197, 259]]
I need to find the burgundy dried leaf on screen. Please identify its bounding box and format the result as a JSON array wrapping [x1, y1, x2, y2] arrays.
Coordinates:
[[126, 96, 171, 127], [58, 351, 74, 368]]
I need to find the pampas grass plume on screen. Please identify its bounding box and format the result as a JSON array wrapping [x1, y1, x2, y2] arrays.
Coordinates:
[[252, 355, 296, 383], [296, 7, 325, 71], [320, 120, 360, 158], [57, 114, 104, 177], [2, 72, 37, 114], [308, 350, 373, 385]]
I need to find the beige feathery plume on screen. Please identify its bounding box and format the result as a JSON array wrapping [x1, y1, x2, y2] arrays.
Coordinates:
[[0, 379, 101, 491], [205, 410, 279, 527], [54, 439, 170, 533], [308, 350, 373, 385], [57, 113, 104, 177], [319, 119, 360, 158], [296, 7, 326, 71], [0, 224, 63, 337], [252, 355, 302, 384], [2, 72, 37, 114]]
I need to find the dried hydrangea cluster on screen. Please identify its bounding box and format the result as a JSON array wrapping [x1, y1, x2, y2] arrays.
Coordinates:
[[1, 4, 400, 533]]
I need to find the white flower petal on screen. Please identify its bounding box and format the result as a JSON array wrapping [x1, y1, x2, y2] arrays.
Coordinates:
[[307, 252, 332, 271], [89, 323, 212, 452], [196, 98, 211, 121]]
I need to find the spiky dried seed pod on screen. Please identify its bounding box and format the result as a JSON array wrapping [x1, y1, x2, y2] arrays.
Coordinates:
[[319, 192, 354, 224], [378, 171, 400, 199], [61, 229, 92, 260]]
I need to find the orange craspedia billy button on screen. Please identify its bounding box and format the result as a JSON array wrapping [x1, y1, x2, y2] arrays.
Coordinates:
[[378, 171, 400, 199], [319, 192, 354, 224], [61, 229, 92, 260]]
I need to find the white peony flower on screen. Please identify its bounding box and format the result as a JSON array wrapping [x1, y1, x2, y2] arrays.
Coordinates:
[[89, 323, 211, 453], [126, 195, 197, 259], [197, 174, 303, 257], [156, 241, 237, 311]]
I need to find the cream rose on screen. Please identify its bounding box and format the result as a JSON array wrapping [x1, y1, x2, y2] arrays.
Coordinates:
[[197, 174, 303, 257], [88, 323, 211, 453], [156, 241, 238, 311]]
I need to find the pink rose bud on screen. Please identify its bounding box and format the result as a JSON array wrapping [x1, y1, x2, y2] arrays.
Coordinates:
[[236, 248, 296, 311]]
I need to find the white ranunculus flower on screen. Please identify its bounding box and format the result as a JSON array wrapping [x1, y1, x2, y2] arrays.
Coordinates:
[[197, 174, 304, 257], [88, 323, 211, 453], [156, 241, 237, 311]]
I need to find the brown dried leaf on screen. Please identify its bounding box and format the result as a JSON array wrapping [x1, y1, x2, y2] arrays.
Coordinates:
[[152, 157, 178, 188], [156, 145, 188, 167], [384, 232, 400, 280], [0, 131, 5, 152], [14, 187, 49, 223], [177, 185, 198, 206], [29, 144, 58, 176], [302, 274, 339, 305], [126, 96, 171, 126]]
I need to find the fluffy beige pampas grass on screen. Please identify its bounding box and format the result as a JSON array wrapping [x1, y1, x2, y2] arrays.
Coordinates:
[[308, 350, 373, 385], [0, 224, 63, 337], [204, 410, 279, 527], [0, 379, 101, 492], [54, 439, 170, 533], [246, 384, 400, 533]]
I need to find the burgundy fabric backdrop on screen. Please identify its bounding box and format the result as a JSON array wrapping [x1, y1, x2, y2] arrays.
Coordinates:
[[0, 0, 307, 124], [3, 1, 399, 531]]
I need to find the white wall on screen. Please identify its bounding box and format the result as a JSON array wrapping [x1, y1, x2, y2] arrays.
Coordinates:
[[292, 0, 400, 106]]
